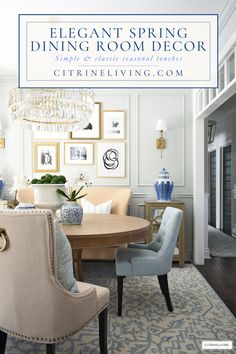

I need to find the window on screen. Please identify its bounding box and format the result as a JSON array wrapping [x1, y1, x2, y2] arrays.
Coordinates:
[[219, 66, 225, 92], [227, 53, 235, 84]]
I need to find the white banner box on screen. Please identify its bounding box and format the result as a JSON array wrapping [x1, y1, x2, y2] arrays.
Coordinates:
[[19, 14, 218, 88]]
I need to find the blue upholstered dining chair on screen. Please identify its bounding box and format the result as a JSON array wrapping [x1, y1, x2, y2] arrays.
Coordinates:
[[115, 207, 183, 316]]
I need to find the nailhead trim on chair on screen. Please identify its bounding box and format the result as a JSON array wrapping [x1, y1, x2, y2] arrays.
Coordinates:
[[0, 303, 109, 343]]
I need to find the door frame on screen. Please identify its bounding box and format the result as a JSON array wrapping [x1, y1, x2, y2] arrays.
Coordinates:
[[220, 142, 232, 233]]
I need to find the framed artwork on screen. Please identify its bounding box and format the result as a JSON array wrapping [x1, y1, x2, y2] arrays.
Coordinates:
[[33, 131, 69, 140], [64, 142, 93, 165], [102, 110, 125, 140], [97, 142, 126, 178], [34, 142, 59, 172], [70, 102, 101, 139]]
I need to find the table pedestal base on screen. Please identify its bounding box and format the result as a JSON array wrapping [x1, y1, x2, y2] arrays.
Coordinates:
[[72, 249, 83, 282]]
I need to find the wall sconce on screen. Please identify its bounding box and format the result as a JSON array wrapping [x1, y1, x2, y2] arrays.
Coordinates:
[[0, 121, 5, 149], [208, 120, 216, 144], [156, 119, 167, 158]]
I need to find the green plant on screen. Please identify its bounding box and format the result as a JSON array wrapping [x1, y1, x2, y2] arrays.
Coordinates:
[[56, 186, 87, 202], [31, 174, 66, 184]]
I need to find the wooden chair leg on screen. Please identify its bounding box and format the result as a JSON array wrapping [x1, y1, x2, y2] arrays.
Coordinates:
[[0, 330, 7, 353], [157, 274, 173, 312], [117, 276, 125, 316], [99, 307, 108, 354], [46, 343, 56, 354]]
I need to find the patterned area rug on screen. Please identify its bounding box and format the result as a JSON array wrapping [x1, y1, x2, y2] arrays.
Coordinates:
[[209, 225, 236, 257], [6, 263, 236, 354]]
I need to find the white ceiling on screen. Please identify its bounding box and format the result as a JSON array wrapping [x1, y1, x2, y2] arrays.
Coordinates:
[[0, 0, 227, 74]]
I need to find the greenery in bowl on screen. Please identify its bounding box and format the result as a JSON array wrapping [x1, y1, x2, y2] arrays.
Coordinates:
[[31, 174, 66, 185]]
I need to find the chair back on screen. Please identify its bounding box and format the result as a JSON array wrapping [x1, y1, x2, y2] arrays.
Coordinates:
[[17, 188, 34, 204], [148, 207, 183, 266], [0, 210, 96, 342], [81, 187, 131, 215]]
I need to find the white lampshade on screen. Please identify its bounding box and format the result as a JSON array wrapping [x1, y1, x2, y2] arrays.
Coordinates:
[[156, 119, 167, 132]]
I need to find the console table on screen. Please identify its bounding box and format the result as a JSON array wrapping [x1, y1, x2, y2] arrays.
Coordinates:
[[144, 200, 185, 267]]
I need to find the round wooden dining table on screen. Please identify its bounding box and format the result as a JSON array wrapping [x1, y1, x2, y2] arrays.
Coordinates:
[[61, 213, 150, 281]]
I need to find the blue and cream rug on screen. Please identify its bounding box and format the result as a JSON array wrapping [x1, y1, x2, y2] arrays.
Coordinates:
[[6, 263, 236, 354]]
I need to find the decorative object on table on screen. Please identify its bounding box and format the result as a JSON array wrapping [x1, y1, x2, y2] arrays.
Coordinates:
[[0, 175, 5, 199], [64, 142, 94, 165], [8, 88, 95, 132], [156, 119, 167, 158], [34, 142, 59, 172], [97, 142, 126, 178], [102, 110, 125, 140], [15, 203, 36, 210], [57, 177, 87, 225], [154, 168, 174, 201], [70, 102, 101, 139], [30, 174, 66, 210], [208, 120, 217, 144], [0, 121, 5, 149]]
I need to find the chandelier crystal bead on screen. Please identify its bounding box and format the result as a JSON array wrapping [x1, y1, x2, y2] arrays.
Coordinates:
[[8, 88, 95, 132]]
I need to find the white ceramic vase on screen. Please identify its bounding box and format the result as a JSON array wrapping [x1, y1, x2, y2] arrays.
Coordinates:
[[31, 184, 65, 210]]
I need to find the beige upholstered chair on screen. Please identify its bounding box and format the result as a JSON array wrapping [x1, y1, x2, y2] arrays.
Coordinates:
[[80, 187, 131, 260], [0, 210, 109, 354], [16, 187, 34, 204]]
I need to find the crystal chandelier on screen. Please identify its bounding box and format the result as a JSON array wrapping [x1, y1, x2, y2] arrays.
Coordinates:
[[8, 88, 95, 132]]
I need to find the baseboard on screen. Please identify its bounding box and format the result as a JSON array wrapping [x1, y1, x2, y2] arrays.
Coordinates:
[[204, 248, 210, 259]]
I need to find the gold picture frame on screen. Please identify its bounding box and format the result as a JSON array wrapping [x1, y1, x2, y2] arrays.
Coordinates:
[[70, 102, 101, 140], [102, 110, 125, 140], [64, 142, 94, 165], [34, 142, 59, 172]]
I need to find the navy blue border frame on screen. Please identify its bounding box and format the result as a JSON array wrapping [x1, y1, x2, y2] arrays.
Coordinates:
[[18, 13, 219, 89]]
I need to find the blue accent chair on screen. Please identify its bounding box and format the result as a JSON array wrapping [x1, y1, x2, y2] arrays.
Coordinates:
[[115, 207, 183, 316]]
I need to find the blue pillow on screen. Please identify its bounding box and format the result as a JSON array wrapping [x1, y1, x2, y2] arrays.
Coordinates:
[[54, 220, 78, 293]]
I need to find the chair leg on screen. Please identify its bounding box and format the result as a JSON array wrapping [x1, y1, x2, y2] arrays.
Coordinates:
[[46, 343, 56, 354], [99, 307, 108, 354], [117, 276, 125, 316], [0, 330, 7, 353], [157, 274, 173, 312]]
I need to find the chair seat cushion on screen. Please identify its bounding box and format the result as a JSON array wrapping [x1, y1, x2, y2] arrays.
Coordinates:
[[116, 247, 157, 276], [81, 198, 112, 214], [54, 220, 78, 293]]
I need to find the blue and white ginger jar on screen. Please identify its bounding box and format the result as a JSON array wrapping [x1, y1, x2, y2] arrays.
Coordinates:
[[61, 202, 83, 224], [154, 168, 174, 201], [0, 176, 5, 199]]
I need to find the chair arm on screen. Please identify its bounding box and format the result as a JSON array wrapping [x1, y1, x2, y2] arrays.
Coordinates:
[[128, 243, 149, 250]]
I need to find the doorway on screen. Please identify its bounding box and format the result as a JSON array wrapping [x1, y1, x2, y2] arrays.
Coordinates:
[[222, 144, 232, 235]]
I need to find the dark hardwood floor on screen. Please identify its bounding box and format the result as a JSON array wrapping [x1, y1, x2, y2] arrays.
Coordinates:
[[196, 257, 236, 317]]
